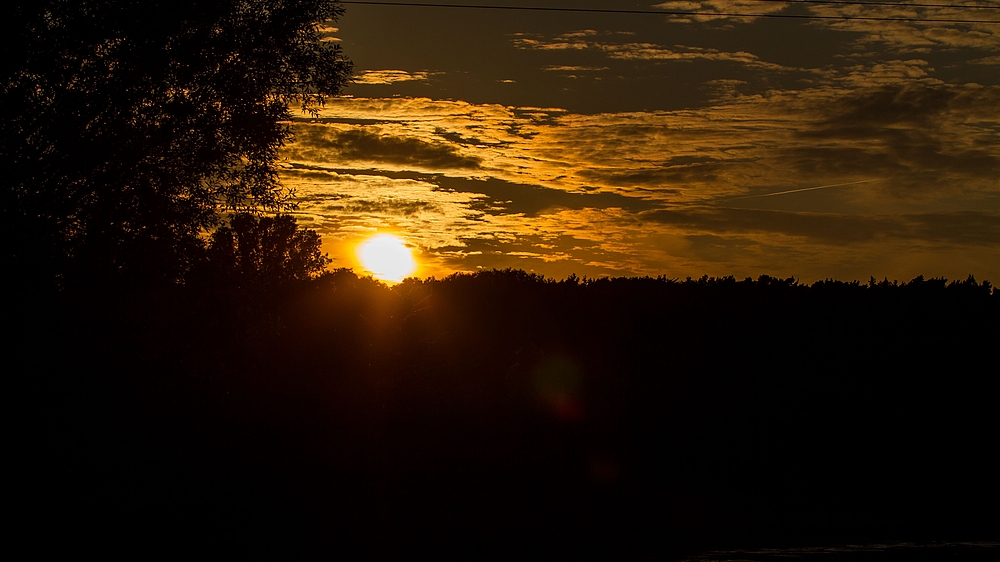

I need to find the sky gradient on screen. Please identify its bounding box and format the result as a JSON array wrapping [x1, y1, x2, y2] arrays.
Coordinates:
[[279, 1, 1000, 282]]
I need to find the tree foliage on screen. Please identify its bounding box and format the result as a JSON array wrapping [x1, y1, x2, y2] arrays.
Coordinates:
[[3, 1, 351, 286], [204, 213, 331, 289]]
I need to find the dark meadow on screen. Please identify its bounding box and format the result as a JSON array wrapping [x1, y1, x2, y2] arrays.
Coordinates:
[[6, 1, 998, 559], [13, 268, 999, 557]]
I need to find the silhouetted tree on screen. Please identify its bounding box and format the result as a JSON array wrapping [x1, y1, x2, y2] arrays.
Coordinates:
[[204, 213, 330, 289], [3, 1, 351, 287]]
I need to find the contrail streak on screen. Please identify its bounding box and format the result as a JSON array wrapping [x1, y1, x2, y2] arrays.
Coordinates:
[[726, 179, 875, 201]]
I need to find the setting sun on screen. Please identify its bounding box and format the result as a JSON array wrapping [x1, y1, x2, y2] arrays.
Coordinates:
[[356, 233, 417, 283]]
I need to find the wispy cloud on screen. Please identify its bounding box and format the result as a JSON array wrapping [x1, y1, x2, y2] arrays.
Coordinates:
[[544, 65, 609, 72], [516, 35, 816, 74], [352, 69, 440, 85], [286, 125, 482, 170]]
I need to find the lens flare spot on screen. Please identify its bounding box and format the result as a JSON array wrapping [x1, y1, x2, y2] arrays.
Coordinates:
[[356, 233, 417, 283], [533, 356, 584, 422]]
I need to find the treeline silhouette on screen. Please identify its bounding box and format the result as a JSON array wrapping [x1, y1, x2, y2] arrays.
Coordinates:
[[14, 267, 998, 558]]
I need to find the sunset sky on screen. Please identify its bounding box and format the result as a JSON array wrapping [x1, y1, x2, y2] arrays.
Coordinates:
[[279, 0, 1000, 282]]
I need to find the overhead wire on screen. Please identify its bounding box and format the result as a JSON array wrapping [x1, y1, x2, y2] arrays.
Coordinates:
[[339, 1, 1000, 24], [715, 0, 999, 8]]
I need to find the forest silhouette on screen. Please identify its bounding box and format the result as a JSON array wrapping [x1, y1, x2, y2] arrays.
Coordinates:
[[6, 1, 999, 559]]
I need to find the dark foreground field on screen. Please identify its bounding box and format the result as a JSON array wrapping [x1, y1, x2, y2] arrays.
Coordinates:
[[13, 270, 999, 558]]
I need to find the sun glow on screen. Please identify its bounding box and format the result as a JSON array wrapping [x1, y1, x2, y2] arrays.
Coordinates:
[[356, 233, 417, 283]]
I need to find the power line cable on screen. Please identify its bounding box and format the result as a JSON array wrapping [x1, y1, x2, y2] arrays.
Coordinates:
[[702, 0, 1000, 8], [339, 1, 1000, 24]]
